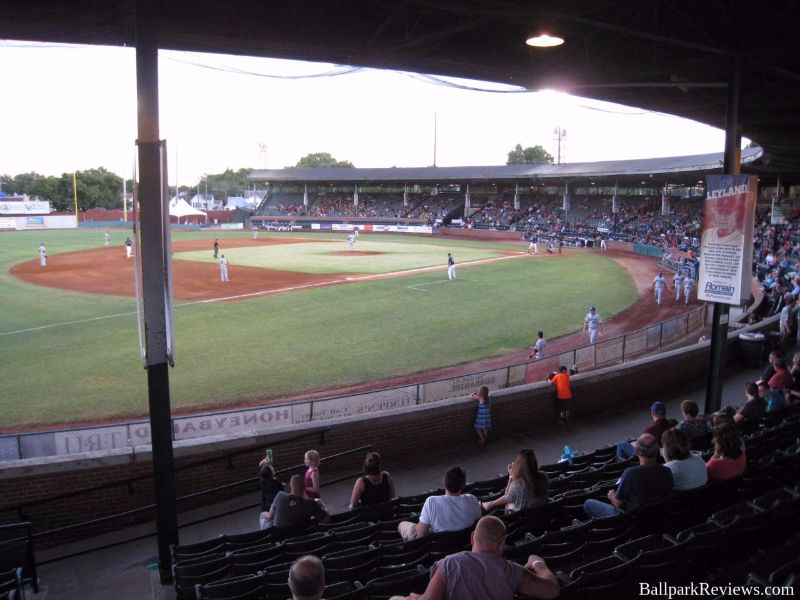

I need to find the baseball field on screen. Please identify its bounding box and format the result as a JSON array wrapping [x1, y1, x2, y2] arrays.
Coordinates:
[[0, 228, 639, 430]]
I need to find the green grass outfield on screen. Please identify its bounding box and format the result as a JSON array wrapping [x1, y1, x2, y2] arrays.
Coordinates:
[[0, 228, 636, 429]]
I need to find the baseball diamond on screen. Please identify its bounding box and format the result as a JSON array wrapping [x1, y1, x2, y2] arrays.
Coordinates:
[[0, 228, 695, 433]]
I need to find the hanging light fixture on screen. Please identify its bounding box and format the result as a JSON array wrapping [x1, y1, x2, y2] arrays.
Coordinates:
[[526, 32, 564, 48]]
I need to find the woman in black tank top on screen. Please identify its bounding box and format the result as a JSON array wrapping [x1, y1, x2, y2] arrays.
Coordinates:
[[349, 451, 397, 510]]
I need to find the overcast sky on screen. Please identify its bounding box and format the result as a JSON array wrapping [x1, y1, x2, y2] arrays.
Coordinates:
[[1, 41, 730, 185]]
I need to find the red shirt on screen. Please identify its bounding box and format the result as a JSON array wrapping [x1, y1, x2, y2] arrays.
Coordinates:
[[769, 368, 792, 390], [706, 453, 746, 481]]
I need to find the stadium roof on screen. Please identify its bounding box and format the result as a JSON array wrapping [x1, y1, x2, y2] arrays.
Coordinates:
[[249, 147, 763, 188], [2, 2, 800, 182]]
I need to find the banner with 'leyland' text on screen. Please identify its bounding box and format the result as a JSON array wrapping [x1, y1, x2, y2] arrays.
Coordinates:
[[698, 175, 757, 305]]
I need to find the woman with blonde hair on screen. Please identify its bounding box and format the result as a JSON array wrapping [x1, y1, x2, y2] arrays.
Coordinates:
[[303, 449, 321, 500], [481, 448, 549, 513]]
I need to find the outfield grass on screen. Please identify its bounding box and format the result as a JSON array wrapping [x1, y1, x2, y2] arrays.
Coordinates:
[[0, 229, 636, 428]]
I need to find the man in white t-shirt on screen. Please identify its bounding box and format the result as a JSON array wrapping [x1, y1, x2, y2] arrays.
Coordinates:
[[398, 466, 480, 541]]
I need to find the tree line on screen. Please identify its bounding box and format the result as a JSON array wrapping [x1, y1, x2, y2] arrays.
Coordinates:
[[1, 145, 549, 211]]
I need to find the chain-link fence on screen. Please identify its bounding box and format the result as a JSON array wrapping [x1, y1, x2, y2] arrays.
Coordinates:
[[0, 306, 708, 461]]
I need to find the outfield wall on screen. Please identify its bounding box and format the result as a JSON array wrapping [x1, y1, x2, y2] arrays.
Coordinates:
[[0, 314, 773, 546]]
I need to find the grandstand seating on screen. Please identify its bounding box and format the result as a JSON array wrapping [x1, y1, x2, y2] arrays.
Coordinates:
[[172, 407, 800, 600]]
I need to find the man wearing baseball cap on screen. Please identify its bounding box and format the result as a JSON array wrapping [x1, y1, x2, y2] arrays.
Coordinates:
[[582, 305, 602, 344], [644, 401, 674, 444]]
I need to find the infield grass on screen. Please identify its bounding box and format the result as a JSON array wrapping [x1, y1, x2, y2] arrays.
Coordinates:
[[0, 229, 636, 428]]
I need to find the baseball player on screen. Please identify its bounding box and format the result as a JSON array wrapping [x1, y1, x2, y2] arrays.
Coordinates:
[[672, 270, 685, 301], [104, 231, 110, 247], [652, 272, 666, 305], [527, 237, 538, 255], [683, 274, 695, 305], [219, 254, 229, 282], [346, 233, 355, 250], [583, 306, 603, 344], [213, 239, 219, 259], [124, 237, 132, 259], [529, 331, 547, 360], [38, 242, 47, 267], [600, 237, 608, 251], [447, 253, 456, 280], [353, 226, 359, 239], [252, 225, 259, 240]]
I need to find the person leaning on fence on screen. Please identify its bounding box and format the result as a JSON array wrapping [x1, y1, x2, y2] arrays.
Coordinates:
[[548, 366, 573, 425]]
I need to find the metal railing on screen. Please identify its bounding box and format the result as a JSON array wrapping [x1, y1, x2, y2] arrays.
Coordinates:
[[0, 306, 708, 462]]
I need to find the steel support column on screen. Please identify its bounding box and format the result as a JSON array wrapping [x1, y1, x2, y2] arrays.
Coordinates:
[[136, 0, 179, 584]]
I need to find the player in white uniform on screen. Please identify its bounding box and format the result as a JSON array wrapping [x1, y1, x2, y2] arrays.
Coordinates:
[[124, 237, 132, 258], [527, 237, 538, 255], [672, 270, 685, 301], [347, 233, 355, 250], [219, 254, 229, 282], [600, 237, 608, 250], [683, 275, 695, 305], [252, 225, 259, 240], [38, 242, 47, 267], [583, 306, 603, 344], [529, 331, 547, 360], [447, 253, 456, 280], [353, 226, 359, 239], [104, 231, 110, 247], [652, 272, 666, 305]]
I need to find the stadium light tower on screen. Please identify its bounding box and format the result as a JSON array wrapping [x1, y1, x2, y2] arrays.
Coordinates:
[[259, 142, 268, 169], [553, 126, 567, 164]]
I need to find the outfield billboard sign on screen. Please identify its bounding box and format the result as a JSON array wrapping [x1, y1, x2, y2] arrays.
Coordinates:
[[0, 200, 50, 214]]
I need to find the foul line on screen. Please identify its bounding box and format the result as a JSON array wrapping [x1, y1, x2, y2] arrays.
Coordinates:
[[407, 278, 479, 292], [1, 253, 528, 336]]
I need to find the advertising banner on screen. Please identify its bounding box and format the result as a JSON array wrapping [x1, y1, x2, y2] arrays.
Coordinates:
[[698, 175, 757, 305], [420, 368, 508, 404], [305, 386, 417, 421], [0, 200, 50, 214]]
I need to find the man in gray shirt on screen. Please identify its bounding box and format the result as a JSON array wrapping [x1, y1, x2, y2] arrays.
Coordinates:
[[264, 474, 329, 531], [398, 516, 559, 600]]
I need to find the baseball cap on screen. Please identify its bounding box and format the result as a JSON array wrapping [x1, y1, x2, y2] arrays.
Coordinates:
[[650, 401, 666, 414], [589, 305, 596, 311]]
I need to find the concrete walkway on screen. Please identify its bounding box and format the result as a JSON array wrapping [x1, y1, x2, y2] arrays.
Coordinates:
[[33, 361, 762, 599]]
